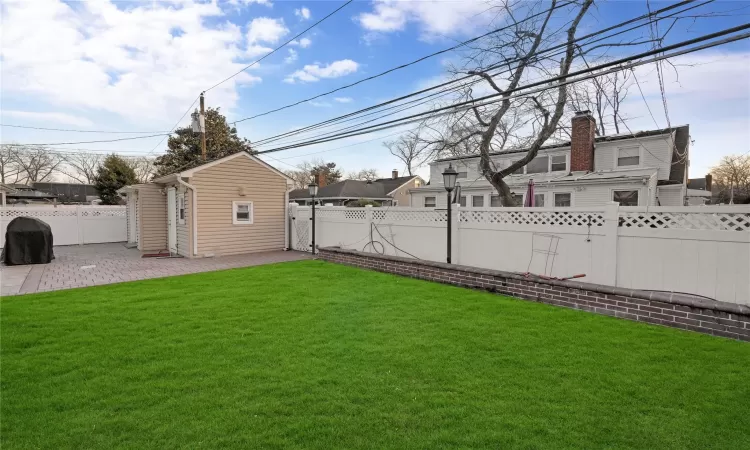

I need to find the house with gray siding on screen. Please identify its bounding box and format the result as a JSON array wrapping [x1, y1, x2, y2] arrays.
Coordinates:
[[410, 111, 703, 208]]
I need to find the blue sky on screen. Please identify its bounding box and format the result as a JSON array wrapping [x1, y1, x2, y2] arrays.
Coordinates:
[[1, 0, 749, 181]]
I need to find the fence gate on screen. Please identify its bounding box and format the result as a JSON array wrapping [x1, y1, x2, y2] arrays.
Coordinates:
[[289, 205, 311, 252]]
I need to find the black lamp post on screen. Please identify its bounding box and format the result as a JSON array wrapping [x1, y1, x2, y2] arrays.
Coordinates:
[[308, 182, 318, 254], [442, 164, 458, 264]]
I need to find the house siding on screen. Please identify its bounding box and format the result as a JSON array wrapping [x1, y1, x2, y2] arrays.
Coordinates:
[[390, 177, 423, 206], [657, 184, 685, 206], [594, 135, 673, 180], [137, 183, 167, 252], [191, 156, 287, 257]]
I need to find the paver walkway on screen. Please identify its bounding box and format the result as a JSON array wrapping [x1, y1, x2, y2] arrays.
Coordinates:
[[1, 243, 311, 296]]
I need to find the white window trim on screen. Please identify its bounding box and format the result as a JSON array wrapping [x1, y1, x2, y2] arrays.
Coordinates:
[[615, 145, 643, 169], [232, 200, 254, 225], [552, 191, 574, 207], [178, 194, 186, 225], [471, 194, 485, 208], [610, 188, 641, 206], [549, 153, 568, 172]]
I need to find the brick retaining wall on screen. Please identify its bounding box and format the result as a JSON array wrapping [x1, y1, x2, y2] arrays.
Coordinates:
[[318, 247, 750, 342]]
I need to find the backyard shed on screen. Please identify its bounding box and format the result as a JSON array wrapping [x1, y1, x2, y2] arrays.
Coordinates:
[[119, 152, 293, 258]]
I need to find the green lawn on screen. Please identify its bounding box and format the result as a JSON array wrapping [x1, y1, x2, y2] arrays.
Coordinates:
[[2, 260, 749, 449]]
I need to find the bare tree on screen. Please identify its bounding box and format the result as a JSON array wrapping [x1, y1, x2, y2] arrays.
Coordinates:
[[348, 168, 380, 181], [429, 0, 594, 205], [284, 159, 343, 189], [60, 153, 102, 184], [384, 130, 427, 176], [13, 145, 63, 183], [0, 144, 24, 184], [711, 154, 750, 204], [128, 157, 157, 183], [569, 68, 633, 136]]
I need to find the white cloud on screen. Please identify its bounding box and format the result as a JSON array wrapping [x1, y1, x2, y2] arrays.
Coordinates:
[[308, 100, 332, 108], [246, 17, 288, 44], [294, 7, 311, 20], [285, 48, 298, 64], [0, 0, 262, 126], [334, 97, 353, 103], [284, 59, 359, 83], [2, 110, 94, 127], [228, 0, 273, 7], [357, 0, 491, 38], [289, 37, 312, 48]]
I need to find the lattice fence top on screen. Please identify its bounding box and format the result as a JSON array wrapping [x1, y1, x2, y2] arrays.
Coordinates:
[[460, 210, 605, 227], [618, 211, 750, 231], [373, 209, 447, 223], [315, 209, 367, 220], [80, 208, 126, 217], [1, 206, 126, 219]]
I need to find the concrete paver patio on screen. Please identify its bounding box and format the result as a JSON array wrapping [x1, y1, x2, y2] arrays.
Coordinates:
[[1, 243, 311, 296]]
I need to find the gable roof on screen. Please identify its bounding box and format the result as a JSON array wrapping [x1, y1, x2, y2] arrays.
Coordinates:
[[289, 180, 387, 200], [153, 151, 291, 183], [374, 175, 421, 195]]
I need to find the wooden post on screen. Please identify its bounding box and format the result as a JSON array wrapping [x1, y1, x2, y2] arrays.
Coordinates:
[[200, 92, 207, 161]]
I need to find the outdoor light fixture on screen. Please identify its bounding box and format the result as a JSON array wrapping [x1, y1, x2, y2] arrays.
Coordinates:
[[308, 182, 318, 254], [442, 164, 458, 264]]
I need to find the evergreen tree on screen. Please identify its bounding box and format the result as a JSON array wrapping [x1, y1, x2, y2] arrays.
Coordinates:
[[94, 154, 137, 205]]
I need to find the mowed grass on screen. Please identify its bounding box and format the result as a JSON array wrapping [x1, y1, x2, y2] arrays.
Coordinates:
[[2, 260, 749, 449]]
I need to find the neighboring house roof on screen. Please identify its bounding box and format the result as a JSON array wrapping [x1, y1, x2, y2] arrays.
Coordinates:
[[288, 175, 423, 200], [433, 125, 690, 188], [687, 178, 707, 190], [152, 151, 292, 184], [2, 184, 58, 199]]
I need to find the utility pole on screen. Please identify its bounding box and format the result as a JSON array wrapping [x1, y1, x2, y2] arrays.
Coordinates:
[[200, 92, 207, 161]]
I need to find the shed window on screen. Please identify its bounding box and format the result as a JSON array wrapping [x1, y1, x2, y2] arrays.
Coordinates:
[[617, 147, 640, 167], [232, 201, 253, 225], [178, 194, 185, 225], [613, 190, 639, 206], [424, 196, 436, 208], [551, 155, 567, 172], [526, 156, 549, 174], [554, 193, 572, 207]]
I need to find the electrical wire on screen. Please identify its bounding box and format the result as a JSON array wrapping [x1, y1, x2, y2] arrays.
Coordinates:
[[251, 25, 750, 156], [204, 0, 354, 93], [248, 0, 713, 147], [0, 124, 171, 134]]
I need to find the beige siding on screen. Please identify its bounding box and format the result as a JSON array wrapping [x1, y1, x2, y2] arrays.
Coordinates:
[[191, 156, 287, 256], [137, 183, 167, 252], [390, 177, 423, 206]]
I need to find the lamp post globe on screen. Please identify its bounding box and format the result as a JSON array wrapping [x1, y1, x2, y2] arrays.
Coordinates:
[[442, 163, 458, 192]]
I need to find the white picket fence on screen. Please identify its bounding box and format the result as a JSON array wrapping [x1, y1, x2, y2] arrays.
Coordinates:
[[289, 203, 750, 305], [0, 206, 127, 247]]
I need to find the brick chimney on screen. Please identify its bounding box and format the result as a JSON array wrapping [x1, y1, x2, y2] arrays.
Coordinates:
[[392, 169, 398, 179], [316, 172, 326, 187], [570, 110, 596, 172], [705, 173, 712, 191]]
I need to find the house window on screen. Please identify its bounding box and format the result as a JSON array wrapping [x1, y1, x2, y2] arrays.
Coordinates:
[[613, 190, 639, 206], [472, 195, 484, 207], [457, 171, 468, 179], [554, 193, 572, 207], [534, 193, 545, 207], [617, 147, 640, 167], [551, 155, 567, 172], [512, 194, 524, 206], [511, 161, 524, 175], [459, 196, 467, 207], [232, 201, 253, 225], [178, 194, 186, 225], [526, 156, 549, 174], [424, 196, 436, 208], [490, 195, 502, 207], [414, 180, 421, 188]]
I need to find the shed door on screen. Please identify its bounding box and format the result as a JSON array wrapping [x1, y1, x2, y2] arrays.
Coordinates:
[[167, 187, 177, 254], [128, 195, 138, 243]]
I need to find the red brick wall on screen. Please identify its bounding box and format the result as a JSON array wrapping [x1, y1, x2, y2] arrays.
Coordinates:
[[318, 247, 750, 342], [570, 112, 596, 172]]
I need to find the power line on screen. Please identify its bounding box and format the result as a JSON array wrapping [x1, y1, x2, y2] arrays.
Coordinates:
[[232, 0, 577, 124], [249, 0, 710, 147], [251, 26, 750, 156], [0, 124, 171, 134], [146, 96, 199, 156], [204, 0, 354, 93], [15, 133, 172, 146]]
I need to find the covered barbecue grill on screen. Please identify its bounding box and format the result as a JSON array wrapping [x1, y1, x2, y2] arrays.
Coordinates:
[[1, 217, 54, 265]]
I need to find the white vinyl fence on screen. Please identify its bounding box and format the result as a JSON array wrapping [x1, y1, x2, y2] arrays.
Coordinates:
[[289, 203, 750, 305], [1, 206, 127, 248]]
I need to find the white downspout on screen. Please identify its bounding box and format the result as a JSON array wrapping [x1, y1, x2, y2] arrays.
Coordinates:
[[177, 177, 199, 257]]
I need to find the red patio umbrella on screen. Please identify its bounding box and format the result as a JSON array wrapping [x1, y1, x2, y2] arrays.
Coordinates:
[[524, 179, 535, 207]]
